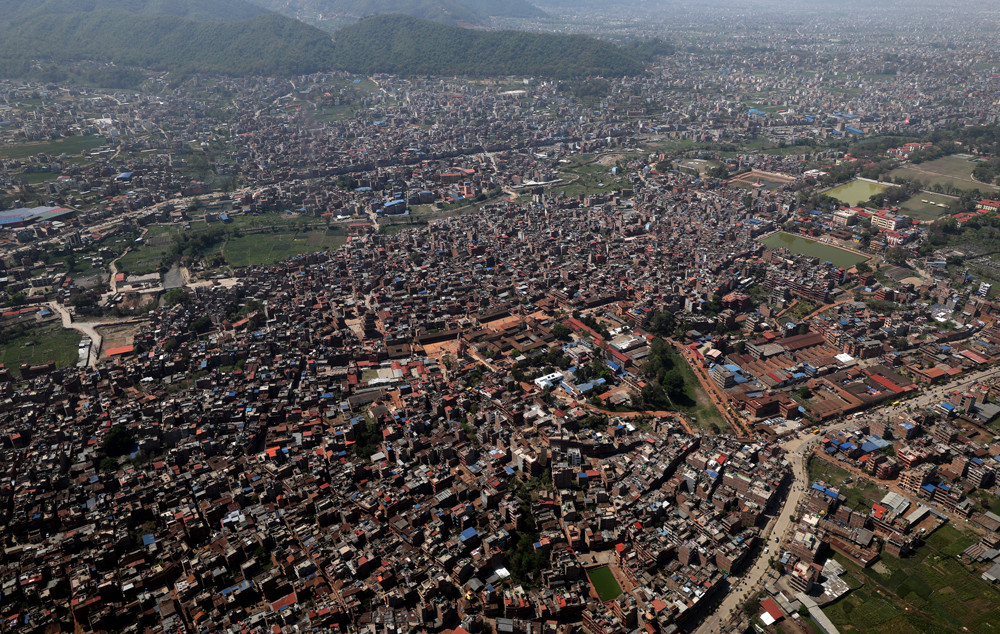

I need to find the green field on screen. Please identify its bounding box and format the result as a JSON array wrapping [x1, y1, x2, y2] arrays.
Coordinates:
[[217, 230, 346, 268], [116, 214, 347, 275], [587, 566, 623, 602], [826, 180, 890, 206], [558, 160, 631, 197], [671, 348, 726, 431], [823, 525, 1000, 633], [761, 232, 868, 268], [0, 322, 82, 376], [0, 135, 105, 159], [890, 155, 999, 193], [898, 192, 956, 221]]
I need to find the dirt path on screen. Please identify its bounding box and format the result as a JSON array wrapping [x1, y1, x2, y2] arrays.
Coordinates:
[[48, 302, 106, 367], [576, 402, 696, 434]]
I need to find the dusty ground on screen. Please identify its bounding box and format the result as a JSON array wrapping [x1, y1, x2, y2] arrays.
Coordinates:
[[96, 323, 144, 356]]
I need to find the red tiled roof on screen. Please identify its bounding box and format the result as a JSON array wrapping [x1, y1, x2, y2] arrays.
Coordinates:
[[761, 597, 785, 620]]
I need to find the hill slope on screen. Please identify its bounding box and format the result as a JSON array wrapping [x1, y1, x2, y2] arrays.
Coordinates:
[[330, 14, 643, 78], [249, 0, 545, 26], [0, 2, 338, 77], [0, 0, 270, 23]]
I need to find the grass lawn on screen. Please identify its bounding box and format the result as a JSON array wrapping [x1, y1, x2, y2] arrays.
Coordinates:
[[0, 135, 105, 159], [671, 350, 726, 431], [823, 525, 999, 633], [14, 171, 58, 185], [117, 215, 347, 275], [898, 192, 956, 221], [0, 322, 82, 376], [890, 155, 999, 193], [587, 566, 623, 602]]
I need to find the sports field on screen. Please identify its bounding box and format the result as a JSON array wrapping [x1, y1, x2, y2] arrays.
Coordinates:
[[898, 192, 955, 221], [0, 135, 105, 159], [116, 214, 347, 275], [587, 566, 623, 602], [0, 323, 82, 376]]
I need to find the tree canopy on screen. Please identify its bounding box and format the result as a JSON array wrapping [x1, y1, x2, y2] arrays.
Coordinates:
[[329, 14, 647, 79]]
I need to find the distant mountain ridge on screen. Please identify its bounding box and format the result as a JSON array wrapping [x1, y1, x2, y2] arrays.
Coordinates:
[[0, 1, 646, 80], [0, 0, 271, 23], [248, 0, 546, 26], [329, 14, 644, 78], [0, 0, 338, 77]]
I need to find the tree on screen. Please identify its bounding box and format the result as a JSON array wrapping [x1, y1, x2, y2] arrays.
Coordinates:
[[191, 316, 212, 333], [855, 261, 871, 274], [662, 369, 685, 400], [644, 310, 676, 337], [551, 324, 572, 341], [102, 425, 135, 458], [885, 247, 908, 266], [163, 288, 190, 307]]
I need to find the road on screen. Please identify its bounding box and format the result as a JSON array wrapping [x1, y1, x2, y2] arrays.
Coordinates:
[[696, 433, 820, 634], [693, 362, 1000, 632], [48, 302, 107, 367], [576, 402, 696, 435]]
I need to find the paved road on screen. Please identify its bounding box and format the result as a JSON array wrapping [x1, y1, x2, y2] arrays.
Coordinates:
[[693, 363, 1000, 632], [696, 433, 819, 634]]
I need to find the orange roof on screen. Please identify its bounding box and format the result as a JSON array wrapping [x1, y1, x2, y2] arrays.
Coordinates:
[[106, 345, 134, 356]]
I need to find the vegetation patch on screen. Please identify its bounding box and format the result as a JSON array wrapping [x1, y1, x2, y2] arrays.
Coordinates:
[[0, 322, 82, 376], [823, 525, 998, 633], [587, 566, 623, 602]]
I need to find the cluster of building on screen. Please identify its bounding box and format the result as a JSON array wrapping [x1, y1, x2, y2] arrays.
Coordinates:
[[1, 233, 800, 632]]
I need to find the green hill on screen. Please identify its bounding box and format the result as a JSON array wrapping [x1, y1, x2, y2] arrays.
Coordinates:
[[0, 2, 337, 77], [0, 2, 643, 80], [249, 0, 545, 26], [0, 0, 270, 23], [330, 14, 644, 78]]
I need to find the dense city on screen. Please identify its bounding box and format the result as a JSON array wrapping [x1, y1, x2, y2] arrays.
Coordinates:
[[3, 2, 1000, 634]]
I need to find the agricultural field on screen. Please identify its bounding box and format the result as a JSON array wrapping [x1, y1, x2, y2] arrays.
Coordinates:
[[0, 322, 82, 376], [890, 154, 999, 193], [823, 525, 1000, 633], [762, 232, 868, 268], [825, 179, 890, 206], [897, 192, 956, 221], [0, 135, 106, 159]]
